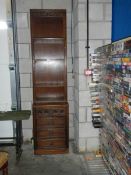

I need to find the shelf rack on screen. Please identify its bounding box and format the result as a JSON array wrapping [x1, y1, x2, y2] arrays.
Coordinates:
[[95, 38, 131, 175]]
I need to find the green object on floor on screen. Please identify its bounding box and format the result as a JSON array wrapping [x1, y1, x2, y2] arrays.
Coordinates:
[[0, 110, 31, 121]]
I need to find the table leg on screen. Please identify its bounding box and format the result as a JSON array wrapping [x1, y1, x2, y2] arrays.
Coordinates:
[[16, 120, 23, 160]]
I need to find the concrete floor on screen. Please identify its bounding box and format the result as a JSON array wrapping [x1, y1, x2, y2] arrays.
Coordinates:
[[1, 142, 110, 175]]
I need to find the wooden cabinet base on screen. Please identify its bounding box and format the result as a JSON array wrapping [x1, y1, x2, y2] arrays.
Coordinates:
[[33, 103, 69, 155], [34, 148, 69, 155]]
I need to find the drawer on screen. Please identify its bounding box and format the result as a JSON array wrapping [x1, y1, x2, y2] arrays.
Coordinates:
[[35, 108, 66, 117], [36, 117, 65, 128], [37, 128, 65, 139], [37, 139, 66, 148]]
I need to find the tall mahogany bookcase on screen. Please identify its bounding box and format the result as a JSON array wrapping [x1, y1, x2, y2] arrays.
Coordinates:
[[30, 9, 69, 155]]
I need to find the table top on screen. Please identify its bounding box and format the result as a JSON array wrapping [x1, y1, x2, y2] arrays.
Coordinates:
[[0, 110, 31, 121]]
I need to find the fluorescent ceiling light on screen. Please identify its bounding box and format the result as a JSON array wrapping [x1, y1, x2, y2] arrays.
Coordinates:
[[0, 21, 8, 30]]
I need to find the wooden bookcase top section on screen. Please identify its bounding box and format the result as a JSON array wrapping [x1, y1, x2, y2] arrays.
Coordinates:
[[30, 9, 66, 39], [30, 9, 67, 103]]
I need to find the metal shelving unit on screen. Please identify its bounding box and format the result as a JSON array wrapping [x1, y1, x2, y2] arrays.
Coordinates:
[[94, 38, 131, 175]]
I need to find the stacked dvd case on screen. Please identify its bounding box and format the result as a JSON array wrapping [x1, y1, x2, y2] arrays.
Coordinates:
[[95, 38, 131, 175], [89, 53, 103, 128]]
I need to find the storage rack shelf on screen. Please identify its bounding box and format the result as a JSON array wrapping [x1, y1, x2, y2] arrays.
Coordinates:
[[94, 38, 131, 175]]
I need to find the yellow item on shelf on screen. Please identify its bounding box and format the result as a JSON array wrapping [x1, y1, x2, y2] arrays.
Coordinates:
[[92, 108, 103, 113], [122, 57, 130, 63]]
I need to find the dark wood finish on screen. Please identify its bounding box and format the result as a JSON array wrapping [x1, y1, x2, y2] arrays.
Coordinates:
[[0, 162, 8, 175], [37, 128, 66, 139], [30, 10, 66, 38], [30, 10, 68, 154], [33, 104, 69, 153], [37, 139, 66, 148], [34, 148, 69, 155]]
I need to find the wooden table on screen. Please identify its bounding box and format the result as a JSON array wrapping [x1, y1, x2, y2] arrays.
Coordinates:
[[0, 110, 31, 160]]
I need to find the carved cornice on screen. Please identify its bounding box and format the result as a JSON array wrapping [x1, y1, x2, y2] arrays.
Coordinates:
[[30, 9, 66, 18]]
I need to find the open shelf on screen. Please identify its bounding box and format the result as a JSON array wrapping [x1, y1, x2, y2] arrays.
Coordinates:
[[33, 38, 65, 60], [34, 81, 64, 88]]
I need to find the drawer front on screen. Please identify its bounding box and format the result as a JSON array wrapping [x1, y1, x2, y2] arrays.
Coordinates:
[[35, 108, 66, 117], [37, 128, 65, 139], [36, 117, 65, 128], [37, 139, 66, 148], [33, 104, 69, 151]]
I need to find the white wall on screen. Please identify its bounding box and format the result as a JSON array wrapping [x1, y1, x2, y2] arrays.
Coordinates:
[[0, 0, 13, 138], [73, 0, 112, 152], [15, 0, 74, 141], [89, 0, 112, 53]]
